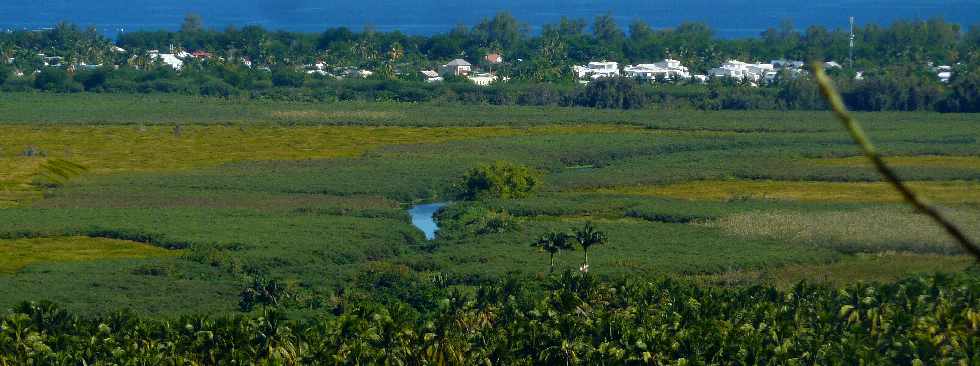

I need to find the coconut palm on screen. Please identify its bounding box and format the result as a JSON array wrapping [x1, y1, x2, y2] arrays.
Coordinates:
[[573, 222, 607, 272], [533, 231, 574, 272]]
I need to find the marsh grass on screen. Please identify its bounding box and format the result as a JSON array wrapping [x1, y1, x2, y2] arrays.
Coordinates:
[[0, 124, 635, 206], [0, 236, 178, 273], [814, 63, 980, 258], [592, 180, 980, 204], [709, 207, 980, 254], [813, 155, 980, 169], [269, 110, 404, 121], [689, 252, 975, 289]]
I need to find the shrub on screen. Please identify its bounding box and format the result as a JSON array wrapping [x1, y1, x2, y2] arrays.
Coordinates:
[[458, 161, 541, 200], [576, 77, 647, 109], [0, 64, 10, 85], [437, 205, 518, 237], [238, 277, 290, 312], [198, 78, 237, 97], [74, 69, 108, 91], [271, 67, 305, 87], [34, 68, 81, 92]]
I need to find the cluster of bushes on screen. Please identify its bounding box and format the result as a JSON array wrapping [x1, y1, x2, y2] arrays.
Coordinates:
[[2, 272, 978, 364], [457, 161, 541, 200]]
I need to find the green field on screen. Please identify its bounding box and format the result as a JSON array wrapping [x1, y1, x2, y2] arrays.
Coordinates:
[[0, 93, 977, 318]]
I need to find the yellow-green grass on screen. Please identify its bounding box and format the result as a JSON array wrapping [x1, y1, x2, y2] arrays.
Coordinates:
[[0, 236, 178, 274], [690, 253, 975, 289], [0, 124, 637, 206], [707, 207, 980, 254], [812, 155, 980, 169], [592, 180, 980, 204]]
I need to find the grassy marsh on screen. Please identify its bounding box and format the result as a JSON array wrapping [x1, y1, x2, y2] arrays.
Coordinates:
[[0, 95, 977, 315], [0, 236, 177, 274]]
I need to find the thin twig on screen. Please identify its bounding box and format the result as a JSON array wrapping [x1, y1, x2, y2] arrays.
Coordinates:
[[812, 63, 980, 260]]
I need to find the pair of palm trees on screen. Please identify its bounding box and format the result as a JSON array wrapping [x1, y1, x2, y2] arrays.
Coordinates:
[[533, 222, 607, 273]]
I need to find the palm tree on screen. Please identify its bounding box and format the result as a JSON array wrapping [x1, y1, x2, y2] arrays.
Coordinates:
[[532, 231, 574, 272], [573, 222, 607, 272]]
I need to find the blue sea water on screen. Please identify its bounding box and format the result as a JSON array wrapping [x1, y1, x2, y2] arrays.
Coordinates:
[[2, 0, 979, 39]]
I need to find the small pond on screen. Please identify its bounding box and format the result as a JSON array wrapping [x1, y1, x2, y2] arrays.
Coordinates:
[[408, 202, 448, 240]]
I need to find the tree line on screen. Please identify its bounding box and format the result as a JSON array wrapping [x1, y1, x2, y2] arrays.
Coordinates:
[[2, 272, 978, 364], [1, 16, 979, 111]]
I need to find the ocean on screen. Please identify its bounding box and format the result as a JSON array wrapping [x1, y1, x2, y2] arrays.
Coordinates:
[[3, 0, 980, 39]]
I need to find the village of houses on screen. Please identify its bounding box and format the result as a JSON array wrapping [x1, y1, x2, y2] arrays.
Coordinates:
[[8, 44, 956, 86]]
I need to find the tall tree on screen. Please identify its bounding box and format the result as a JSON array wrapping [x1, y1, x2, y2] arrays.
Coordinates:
[[592, 14, 624, 44], [181, 13, 204, 34], [473, 12, 527, 51], [532, 232, 574, 272], [573, 222, 607, 272]]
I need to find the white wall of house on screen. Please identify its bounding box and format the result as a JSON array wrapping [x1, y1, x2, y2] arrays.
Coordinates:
[[624, 59, 692, 81], [574, 61, 620, 79]]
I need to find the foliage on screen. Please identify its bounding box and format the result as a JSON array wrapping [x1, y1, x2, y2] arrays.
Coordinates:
[[577, 77, 647, 109], [1, 17, 978, 111], [458, 161, 541, 200], [0, 104, 976, 315], [0, 273, 978, 364], [532, 231, 575, 272], [436, 205, 518, 238], [573, 222, 608, 271], [239, 277, 290, 312], [940, 69, 980, 113]]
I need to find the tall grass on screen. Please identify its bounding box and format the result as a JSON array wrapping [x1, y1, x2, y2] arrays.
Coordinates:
[[814, 64, 980, 258], [709, 207, 980, 254]]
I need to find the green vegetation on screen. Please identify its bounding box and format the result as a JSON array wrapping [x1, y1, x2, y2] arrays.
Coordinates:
[[0, 236, 176, 274], [0, 93, 977, 362], [532, 231, 574, 272], [2, 272, 978, 364], [459, 161, 541, 200], [1, 16, 979, 111]]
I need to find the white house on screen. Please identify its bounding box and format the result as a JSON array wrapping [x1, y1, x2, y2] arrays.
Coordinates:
[[771, 59, 804, 70], [624, 59, 692, 81], [709, 60, 776, 84], [38, 54, 63, 67], [708, 60, 749, 80], [747, 63, 776, 83], [824, 61, 843, 69], [573, 61, 620, 79], [935, 65, 953, 83], [443, 59, 472, 76], [149, 51, 184, 70], [467, 72, 499, 86], [421, 70, 443, 83]]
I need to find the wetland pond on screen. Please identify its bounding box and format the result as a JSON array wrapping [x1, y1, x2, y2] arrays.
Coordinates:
[[408, 202, 447, 240]]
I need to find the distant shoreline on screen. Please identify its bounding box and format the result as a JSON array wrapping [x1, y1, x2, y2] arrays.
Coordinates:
[[2, 0, 978, 40]]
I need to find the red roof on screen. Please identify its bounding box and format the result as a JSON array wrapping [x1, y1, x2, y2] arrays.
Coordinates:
[[485, 53, 503, 63], [191, 51, 212, 58]]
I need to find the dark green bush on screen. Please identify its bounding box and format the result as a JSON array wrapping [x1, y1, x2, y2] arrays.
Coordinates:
[[458, 161, 542, 200]]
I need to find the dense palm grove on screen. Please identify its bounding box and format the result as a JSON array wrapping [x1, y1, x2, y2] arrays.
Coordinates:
[[2, 272, 978, 364], [1, 14, 979, 111]]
